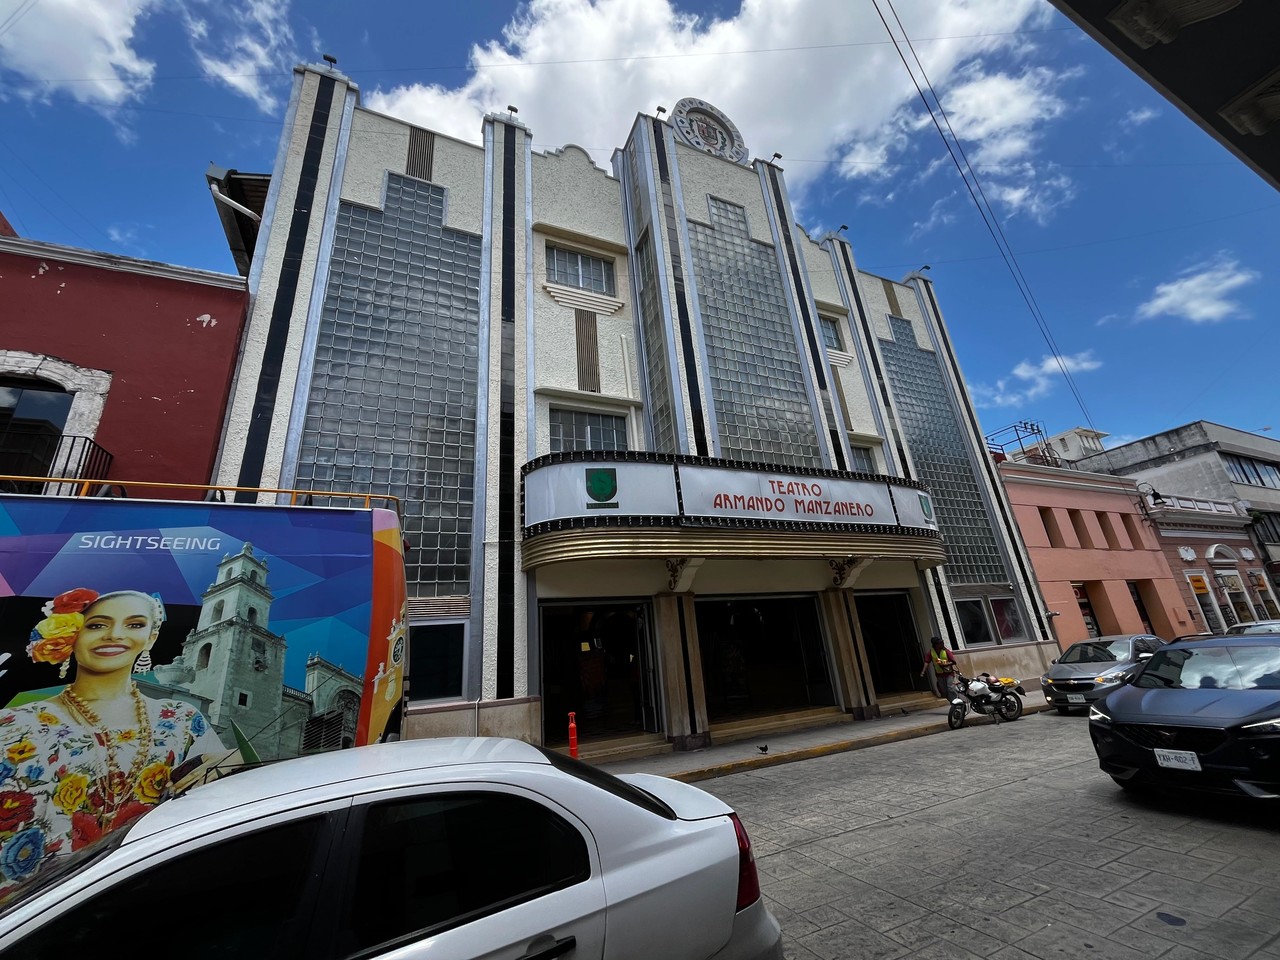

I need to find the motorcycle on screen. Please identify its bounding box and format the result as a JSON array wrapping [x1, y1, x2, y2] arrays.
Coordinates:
[[946, 672, 1026, 729]]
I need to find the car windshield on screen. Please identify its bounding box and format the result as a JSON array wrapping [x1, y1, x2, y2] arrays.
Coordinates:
[[1227, 623, 1280, 635], [1060, 639, 1131, 664], [0, 824, 130, 914], [1134, 645, 1280, 690]]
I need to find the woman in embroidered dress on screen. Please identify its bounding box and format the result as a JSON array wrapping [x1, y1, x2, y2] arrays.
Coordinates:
[[0, 588, 227, 898]]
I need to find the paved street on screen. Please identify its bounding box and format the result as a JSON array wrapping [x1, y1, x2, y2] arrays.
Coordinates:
[[703, 710, 1280, 960]]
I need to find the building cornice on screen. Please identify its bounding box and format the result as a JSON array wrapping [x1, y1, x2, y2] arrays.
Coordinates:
[[0, 236, 246, 291], [534, 385, 643, 409], [997, 461, 1138, 496]]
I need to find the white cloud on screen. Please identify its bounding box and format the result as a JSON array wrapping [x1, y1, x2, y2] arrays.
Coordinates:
[[364, 0, 1059, 214], [0, 0, 162, 107], [971, 350, 1102, 408], [1121, 106, 1158, 129], [106, 224, 136, 244], [184, 0, 297, 112], [1136, 254, 1260, 324], [0, 0, 296, 114]]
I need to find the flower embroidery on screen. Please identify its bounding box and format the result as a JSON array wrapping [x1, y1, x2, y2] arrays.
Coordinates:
[[134, 762, 171, 804], [52, 773, 90, 814], [159, 707, 177, 720], [70, 811, 102, 852], [0, 792, 35, 832], [36, 711, 60, 727], [23, 764, 44, 782], [0, 761, 14, 785], [190, 713, 207, 737], [0, 829, 44, 881], [116, 729, 137, 743], [5, 741, 37, 767]]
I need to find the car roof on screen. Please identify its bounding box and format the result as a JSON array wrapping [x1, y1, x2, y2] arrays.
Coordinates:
[[131, 738, 550, 840], [1163, 635, 1280, 648], [1069, 634, 1149, 643]]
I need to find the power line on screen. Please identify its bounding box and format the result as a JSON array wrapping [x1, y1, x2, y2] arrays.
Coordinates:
[[0, 140, 108, 245], [0, 0, 40, 39], [873, 0, 1106, 452]]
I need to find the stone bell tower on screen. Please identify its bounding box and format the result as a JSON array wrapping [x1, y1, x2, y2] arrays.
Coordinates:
[[180, 543, 293, 759]]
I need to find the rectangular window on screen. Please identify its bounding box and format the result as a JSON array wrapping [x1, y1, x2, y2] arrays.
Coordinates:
[[990, 598, 1027, 642], [547, 243, 616, 296], [1121, 513, 1147, 550], [1039, 507, 1065, 548], [1096, 512, 1125, 550], [1224, 452, 1280, 489], [818, 316, 845, 351], [848, 446, 875, 473], [409, 623, 465, 701], [956, 598, 996, 646], [1068, 510, 1095, 549], [549, 409, 629, 453]]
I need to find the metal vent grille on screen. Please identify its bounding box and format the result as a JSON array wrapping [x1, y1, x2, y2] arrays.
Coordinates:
[[407, 128, 435, 181], [576, 309, 601, 392], [408, 595, 471, 621]]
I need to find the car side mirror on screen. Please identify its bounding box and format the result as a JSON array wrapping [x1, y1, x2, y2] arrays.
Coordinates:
[[1050, 658, 1058, 664]]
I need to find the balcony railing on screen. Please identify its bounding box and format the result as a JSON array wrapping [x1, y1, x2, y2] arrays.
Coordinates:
[[0, 433, 113, 494]]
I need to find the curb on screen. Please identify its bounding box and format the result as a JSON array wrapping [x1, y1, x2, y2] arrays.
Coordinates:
[[667, 701, 1054, 784]]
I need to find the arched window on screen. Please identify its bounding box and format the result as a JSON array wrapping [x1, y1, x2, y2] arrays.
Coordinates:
[[250, 570, 259, 583], [247, 607, 258, 625], [225, 568, 234, 581], [197, 643, 212, 670], [212, 600, 225, 622]]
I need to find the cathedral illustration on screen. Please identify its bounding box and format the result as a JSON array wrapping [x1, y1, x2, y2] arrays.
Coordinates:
[[152, 543, 363, 761]]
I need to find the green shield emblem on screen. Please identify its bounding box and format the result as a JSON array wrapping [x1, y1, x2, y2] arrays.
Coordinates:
[[919, 494, 934, 521], [585, 468, 618, 506]]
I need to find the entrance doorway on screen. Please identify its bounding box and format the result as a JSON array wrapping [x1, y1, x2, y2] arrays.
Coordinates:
[[695, 596, 835, 723], [541, 601, 660, 745], [854, 593, 931, 697]]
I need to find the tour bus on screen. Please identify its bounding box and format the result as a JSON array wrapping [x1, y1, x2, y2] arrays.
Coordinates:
[[0, 481, 408, 827]]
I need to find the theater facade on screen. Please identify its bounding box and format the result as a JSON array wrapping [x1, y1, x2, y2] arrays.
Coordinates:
[[210, 64, 1053, 756]]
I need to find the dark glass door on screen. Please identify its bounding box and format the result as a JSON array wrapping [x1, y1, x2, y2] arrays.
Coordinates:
[[854, 593, 931, 697]]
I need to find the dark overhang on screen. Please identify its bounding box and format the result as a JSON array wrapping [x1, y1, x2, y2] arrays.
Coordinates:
[[1047, 1, 1280, 192], [206, 163, 272, 277]]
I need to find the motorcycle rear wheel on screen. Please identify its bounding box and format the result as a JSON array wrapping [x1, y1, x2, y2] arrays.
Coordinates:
[[947, 702, 966, 730], [996, 693, 1023, 722]]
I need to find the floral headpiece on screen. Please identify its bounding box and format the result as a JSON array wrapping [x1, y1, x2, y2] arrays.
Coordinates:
[[27, 588, 99, 669]]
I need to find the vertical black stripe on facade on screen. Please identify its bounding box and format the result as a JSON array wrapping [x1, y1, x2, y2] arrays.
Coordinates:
[[650, 120, 709, 457], [676, 598, 698, 736], [919, 280, 1050, 642], [929, 567, 959, 646], [837, 243, 914, 480], [766, 167, 846, 470], [236, 76, 336, 500], [497, 124, 517, 699]]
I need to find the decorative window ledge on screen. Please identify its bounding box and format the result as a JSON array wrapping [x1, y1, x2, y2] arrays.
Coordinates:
[[827, 348, 854, 368], [542, 282, 624, 316], [535, 385, 643, 409]]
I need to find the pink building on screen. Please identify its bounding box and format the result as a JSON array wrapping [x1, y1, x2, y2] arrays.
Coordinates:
[[998, 461, 1191, 646]]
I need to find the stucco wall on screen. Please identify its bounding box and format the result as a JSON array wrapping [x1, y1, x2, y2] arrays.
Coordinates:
[[673, 142, 772, 243], [0, 246, 247, 487], [342, 108, 409, 209]]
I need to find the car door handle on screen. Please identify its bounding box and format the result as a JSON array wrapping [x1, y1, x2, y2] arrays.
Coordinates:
[[520, 934, 576, 960]]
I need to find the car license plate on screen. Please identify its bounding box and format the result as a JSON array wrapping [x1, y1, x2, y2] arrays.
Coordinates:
[[1154, 749, 1202, 772], [1066, 694, 1085, 704]]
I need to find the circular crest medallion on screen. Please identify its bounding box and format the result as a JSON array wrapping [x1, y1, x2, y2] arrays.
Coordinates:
[[671, 97, 749, 164]]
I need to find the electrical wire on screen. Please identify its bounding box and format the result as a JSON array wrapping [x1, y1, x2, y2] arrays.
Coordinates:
[[873, 0, 1110, 459]]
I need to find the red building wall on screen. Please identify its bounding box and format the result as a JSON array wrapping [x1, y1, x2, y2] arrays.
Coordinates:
[[0, 242, 247, 490]]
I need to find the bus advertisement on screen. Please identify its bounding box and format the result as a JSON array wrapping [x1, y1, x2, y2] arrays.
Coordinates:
[[0, 492, 406, 880]]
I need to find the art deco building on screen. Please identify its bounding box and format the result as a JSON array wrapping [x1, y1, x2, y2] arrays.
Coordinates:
[[210, 63, 1052, 754]]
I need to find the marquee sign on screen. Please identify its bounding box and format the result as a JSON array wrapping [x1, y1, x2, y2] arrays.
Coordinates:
[[523, 459, 939, 533]]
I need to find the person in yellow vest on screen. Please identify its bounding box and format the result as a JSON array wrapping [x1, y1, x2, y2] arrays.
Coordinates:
[[920, 636, 959, 701]]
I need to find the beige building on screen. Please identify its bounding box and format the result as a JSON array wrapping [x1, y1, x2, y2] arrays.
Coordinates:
[[209, 64, 1055, 758]]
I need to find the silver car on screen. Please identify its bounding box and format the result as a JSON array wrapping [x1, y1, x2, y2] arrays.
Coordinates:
[[1040, 634, 1165, 714], [1225, 620, 1280, 635]]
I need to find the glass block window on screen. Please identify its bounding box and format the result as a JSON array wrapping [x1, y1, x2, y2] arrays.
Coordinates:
[[634, 233, 678, 452], [549, 409, 629, 453], [295, 175, 483, 597], [819, 316, 845, 351], [547, 244, 616, 296], [848, 445, 875, 473], [879, 316, 1009, 585], [686, 198, 822, 469]]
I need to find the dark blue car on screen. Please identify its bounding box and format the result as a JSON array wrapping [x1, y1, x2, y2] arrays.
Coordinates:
[[1089, 636, 1280, 799]]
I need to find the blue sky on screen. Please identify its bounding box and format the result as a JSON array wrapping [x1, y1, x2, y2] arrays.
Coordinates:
[[2, 0, 1276, 450]]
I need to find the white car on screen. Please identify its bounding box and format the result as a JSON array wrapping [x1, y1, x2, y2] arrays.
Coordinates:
[[0, 737, 782, 960]]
